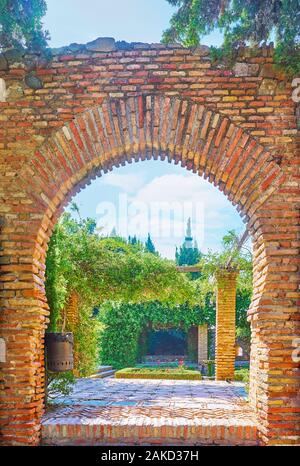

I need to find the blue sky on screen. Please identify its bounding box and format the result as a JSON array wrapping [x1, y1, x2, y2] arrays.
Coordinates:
[[44, 1, 244, 259], [44, 0, 223, 48]]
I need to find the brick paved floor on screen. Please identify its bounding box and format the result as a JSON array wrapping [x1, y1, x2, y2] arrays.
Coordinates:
[[42, 378, 258, 445]]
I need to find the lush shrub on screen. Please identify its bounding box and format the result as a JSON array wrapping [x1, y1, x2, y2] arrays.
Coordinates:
[[73, 307, 104, 377], [205, 360, 215, 377], [46, 214, 252, 380], [98, 301, 207, 370], [115, 366, 201, 380], [234, 368, 250, 384], [46, 371, 75, 400], [234, 368, 250, 394]]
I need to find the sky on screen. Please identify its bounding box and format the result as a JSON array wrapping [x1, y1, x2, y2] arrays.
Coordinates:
[[43, 1, 245, 259], [44, 0, 224, 48]]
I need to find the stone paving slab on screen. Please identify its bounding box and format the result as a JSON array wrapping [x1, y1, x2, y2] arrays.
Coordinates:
[[42, 378, 258, 445]]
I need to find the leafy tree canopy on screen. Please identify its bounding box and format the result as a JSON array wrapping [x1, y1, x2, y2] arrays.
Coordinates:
[[163, 0, 300, 74], [0, 0, 49, 50], [45, 212, 197, 331]]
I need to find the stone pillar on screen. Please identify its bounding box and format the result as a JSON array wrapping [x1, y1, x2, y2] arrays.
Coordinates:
[[198, 324, 208, 364], [215, 271, 237, 381], [65, 291, 79, 376]]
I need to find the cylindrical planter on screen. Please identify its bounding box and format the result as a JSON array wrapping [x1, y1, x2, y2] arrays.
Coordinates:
[[45, 332, 74, 372]]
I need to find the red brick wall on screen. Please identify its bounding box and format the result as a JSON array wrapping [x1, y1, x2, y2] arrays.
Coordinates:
[[0, 38, 299, 445]]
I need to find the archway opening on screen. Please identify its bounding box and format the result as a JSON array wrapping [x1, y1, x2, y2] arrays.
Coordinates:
[[42, 154, 255, 445]]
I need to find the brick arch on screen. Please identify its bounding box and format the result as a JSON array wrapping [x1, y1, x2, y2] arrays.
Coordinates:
[[26, 95, 284, 312], [20, 94, 284, 244], [2, 94, 297, 446], [18, 95, 285, 326]]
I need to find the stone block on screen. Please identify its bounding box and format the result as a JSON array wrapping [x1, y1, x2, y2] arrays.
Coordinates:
[[25, 73, 44, 90], [233, 62, 259, 77], [86, 37, 116, 52], [258, 78, 277, 95], [193, 45, 210, 57], [260, 63, 286, 79]]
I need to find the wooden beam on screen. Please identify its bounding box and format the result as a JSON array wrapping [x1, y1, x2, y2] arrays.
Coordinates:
[[176, 265, 201, 273]]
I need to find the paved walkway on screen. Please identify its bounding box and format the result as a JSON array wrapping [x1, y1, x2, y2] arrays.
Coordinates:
[[42, 378, 258, 445]]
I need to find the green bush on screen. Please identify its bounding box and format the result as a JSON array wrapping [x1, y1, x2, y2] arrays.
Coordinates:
[[98, 301, 207, 370], [115, 366, 202, 380], [234, 368, 249, 384], [45, 213, 198, 377], [46, 371, 75, 400], [234, 368, 250, 394], [136, 362, 179, 369], [205, 360, 215, 377]]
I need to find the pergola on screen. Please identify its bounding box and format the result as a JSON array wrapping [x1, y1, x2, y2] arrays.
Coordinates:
[[176, 229, 249, 380], [176, 265, 238, 380]]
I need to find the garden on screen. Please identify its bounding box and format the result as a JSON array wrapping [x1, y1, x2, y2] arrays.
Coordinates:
[[45, 204, 252, 397]]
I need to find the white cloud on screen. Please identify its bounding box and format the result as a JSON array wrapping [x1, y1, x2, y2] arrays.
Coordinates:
[[101, 172, 145, 193], [130, 173, 239, 228], [131, 174, 230, 209]]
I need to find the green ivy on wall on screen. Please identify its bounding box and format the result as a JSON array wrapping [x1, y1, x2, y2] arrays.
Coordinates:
[[98, 301, 208, 369]]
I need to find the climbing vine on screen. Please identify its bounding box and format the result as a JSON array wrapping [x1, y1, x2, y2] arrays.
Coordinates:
[[98, 301, 208, 369], [45, 212, 196, 331], [45, 211, 197, 376]]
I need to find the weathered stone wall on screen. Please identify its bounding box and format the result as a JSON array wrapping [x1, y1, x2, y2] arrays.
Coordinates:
[[0, 38, 299, 445]]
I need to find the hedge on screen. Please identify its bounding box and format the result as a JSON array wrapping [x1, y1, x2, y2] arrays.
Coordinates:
[[115, 367, 202, 380]]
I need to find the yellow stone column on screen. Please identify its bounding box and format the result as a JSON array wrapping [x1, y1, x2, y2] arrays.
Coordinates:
[[215, 271, 237, 381], [198, 324, 208, 364]]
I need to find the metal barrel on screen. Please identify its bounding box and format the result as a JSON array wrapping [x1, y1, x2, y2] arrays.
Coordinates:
[[45, 332, 74, 372]]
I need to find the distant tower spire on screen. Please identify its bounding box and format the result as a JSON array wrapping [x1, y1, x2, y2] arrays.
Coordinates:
[[110, 227, 117, 237], [186, 217, 191, 237], [184, 217, 193, 249]]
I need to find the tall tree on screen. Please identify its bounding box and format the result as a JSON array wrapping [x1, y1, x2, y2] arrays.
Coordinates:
[[163, 0, 300, 74], [0, 0, 49, 50], [145, 233, 157, 254], [175, 218, 202, 274], [175, 244, 201, 267]]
